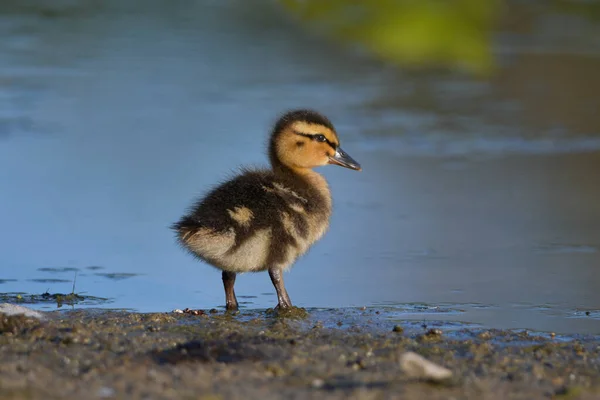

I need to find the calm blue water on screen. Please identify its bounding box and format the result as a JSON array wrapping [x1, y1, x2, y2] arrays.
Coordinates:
[[1, 0, 599, 334]]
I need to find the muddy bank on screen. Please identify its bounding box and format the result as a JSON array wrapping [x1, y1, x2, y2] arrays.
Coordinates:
[[1, 307, 599, 400]]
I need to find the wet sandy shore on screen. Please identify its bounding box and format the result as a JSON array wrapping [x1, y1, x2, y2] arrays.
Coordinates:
[[1, 308, 599, 399]]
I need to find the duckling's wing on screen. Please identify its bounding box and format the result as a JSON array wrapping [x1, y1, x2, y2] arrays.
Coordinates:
[[173, 170, 310, 271], [174, 171, 297, 230]]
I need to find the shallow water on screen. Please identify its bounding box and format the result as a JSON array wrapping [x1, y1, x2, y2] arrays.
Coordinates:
[[1, 1, 599, 334]]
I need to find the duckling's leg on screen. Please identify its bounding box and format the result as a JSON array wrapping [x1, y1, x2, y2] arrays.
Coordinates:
[[268, 267, 292, 309], [222, 271, 239, 310]]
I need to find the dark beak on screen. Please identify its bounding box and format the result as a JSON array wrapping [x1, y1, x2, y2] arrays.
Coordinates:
[[328, 147, 362, 171]]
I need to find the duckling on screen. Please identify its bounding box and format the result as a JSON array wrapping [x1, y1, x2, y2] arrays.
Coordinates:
[[172, 109, 361, 311]]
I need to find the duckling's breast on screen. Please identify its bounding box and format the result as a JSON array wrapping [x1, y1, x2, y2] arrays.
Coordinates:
[[173, 170, 331, 272]]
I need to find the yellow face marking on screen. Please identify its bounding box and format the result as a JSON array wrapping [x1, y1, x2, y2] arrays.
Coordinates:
[[290, 121, 339, 146], [227, 206, 253, 227], [276, 122, 341, 170]]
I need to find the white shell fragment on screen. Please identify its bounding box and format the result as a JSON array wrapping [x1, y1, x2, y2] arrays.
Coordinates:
[[399, 351, 453, 382], [0, 303, 45, 320], [173, 309, 184, 314]]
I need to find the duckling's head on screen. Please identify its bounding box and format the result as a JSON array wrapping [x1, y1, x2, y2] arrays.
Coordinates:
[[269, 109, 361, 172]]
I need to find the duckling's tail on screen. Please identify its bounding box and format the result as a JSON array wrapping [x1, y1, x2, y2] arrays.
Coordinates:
[[171, 217, 202, 245], [171, 218, 237, 266]]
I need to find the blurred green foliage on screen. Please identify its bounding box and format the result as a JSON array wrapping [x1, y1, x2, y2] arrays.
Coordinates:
[[279, 0, 600, 75], [553, 1, 600, 20], [279, 0, 500, 75]]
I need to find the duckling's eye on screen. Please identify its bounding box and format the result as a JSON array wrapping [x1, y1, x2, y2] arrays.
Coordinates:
[[314, 134, 327, 142]]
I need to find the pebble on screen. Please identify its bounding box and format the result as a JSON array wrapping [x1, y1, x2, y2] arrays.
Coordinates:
[[426, 328, 443, 337], [478, 331, 492, 340], [97, 386, 115, 398], [0, 304, 45, 320], [311, 378, 325, 388], [399, 352, 453, 382], [392, 325, 404, 333], [174, 308, 206, 316]]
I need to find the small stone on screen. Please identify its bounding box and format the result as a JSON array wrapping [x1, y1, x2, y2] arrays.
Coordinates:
[[173, 309, 183, 314], [311, 378, 325, 388], [181, 308, 205, 316], [552, 377, 565, 386], [426, 328, 443, 337], [478, 331, 491, 340], [97, 386, 115, 398], [209, 309, 218, 314], [392, 325, 404, 333], [0, 304, 45, 320], [399, 351, 453, 382]]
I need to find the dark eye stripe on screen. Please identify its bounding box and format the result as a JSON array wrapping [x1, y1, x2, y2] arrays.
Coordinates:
[[293, 130, 337, 150]]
